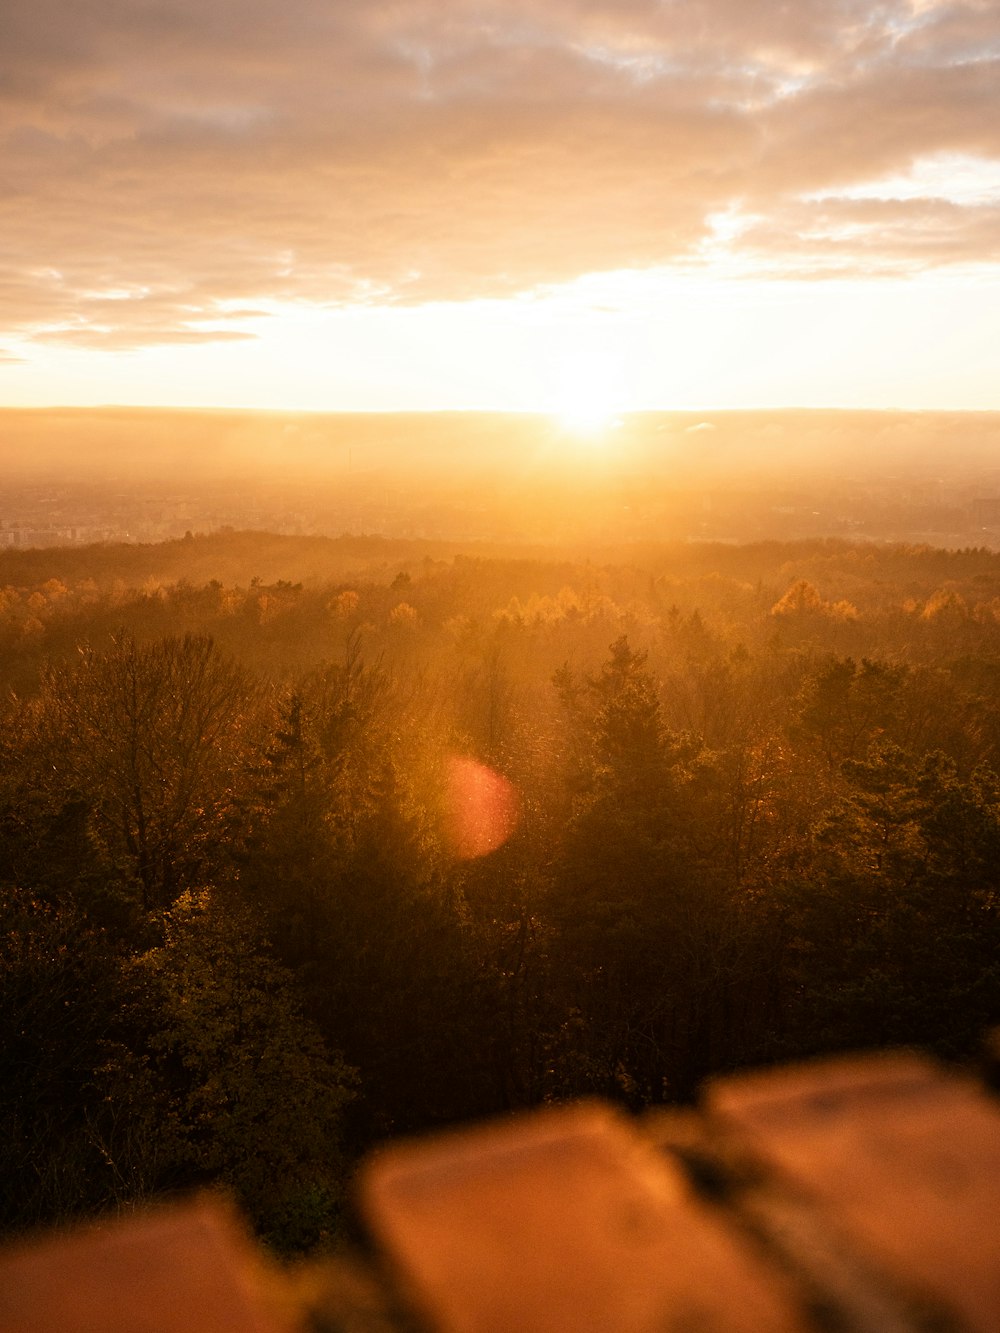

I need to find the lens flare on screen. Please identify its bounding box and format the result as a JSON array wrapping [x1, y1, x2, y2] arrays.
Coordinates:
[[444, 755, 520, 859]]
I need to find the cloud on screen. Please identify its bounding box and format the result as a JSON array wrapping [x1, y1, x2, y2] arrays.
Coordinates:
[[31, 325, 259, 349], [733, 197, 1000, 275], [1, 0, 999, 347]]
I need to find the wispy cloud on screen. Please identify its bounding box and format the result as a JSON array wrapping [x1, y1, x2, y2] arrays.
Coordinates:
[[1, 0, 998, 348]]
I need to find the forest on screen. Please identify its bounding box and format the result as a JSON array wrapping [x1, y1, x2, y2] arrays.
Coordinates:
[[4, 529, 1000, 1253]]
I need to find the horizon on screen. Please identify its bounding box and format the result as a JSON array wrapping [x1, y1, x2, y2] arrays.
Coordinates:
[[3, 407, 1000, 507], [9, 403, 1000, 417]]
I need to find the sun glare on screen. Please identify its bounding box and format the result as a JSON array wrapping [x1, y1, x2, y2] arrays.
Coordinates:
[[545, 335, 627, 439], [553, 391, 621, 437]]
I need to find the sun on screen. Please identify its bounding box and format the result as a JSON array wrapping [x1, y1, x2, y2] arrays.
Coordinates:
[[553, 392, 621, 438], [544, 339, 627, 440]]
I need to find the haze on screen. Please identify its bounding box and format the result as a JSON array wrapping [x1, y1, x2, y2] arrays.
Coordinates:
[[4, 407, 1000, 550]]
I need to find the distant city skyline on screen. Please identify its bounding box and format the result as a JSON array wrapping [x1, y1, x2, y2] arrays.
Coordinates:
[[2, 2, 999, 415]]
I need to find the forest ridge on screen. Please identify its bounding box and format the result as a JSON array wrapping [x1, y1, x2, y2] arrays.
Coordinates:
[[3, 530, 1000, 1252]]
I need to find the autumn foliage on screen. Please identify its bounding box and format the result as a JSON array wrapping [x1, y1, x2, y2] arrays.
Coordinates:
[[4, 533, 1000, 1249]]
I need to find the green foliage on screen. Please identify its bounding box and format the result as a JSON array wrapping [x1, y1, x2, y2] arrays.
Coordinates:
[[774, 743, 1000, 1060], [794, 657, 906, 772], [129, 888, 356, 1251], [0, 886, 144, 1233], [547, 638, 741, 1101], [25, 634, 256, 909], [5, 534, 1000, 1245]]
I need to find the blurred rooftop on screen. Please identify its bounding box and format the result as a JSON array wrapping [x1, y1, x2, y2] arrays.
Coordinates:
[[2, 1048, 999, 1332]]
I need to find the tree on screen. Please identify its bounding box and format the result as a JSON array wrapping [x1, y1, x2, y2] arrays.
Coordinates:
[[242, 646, 498, 1140], [30, 634, 256, 910], [548, 638, 736, 1103], [128, 888, 357, 1251], [793, 657, 905, 775], [774, 743, 1000, 1060], [0, 885, 145, 1236]]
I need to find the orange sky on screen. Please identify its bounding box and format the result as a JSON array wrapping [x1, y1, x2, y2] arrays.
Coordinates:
[[1, 0, 999, 411]]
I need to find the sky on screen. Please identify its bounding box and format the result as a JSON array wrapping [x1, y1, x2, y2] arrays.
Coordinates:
[[1, 0, 999, 414]]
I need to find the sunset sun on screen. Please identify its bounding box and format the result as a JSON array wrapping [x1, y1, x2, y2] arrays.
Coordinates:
[[552, 391, 621, 438], [546, 339, 627, 439]]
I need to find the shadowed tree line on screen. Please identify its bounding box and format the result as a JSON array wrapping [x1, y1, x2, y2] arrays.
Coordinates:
[[4, 537, 1000, 1251]]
